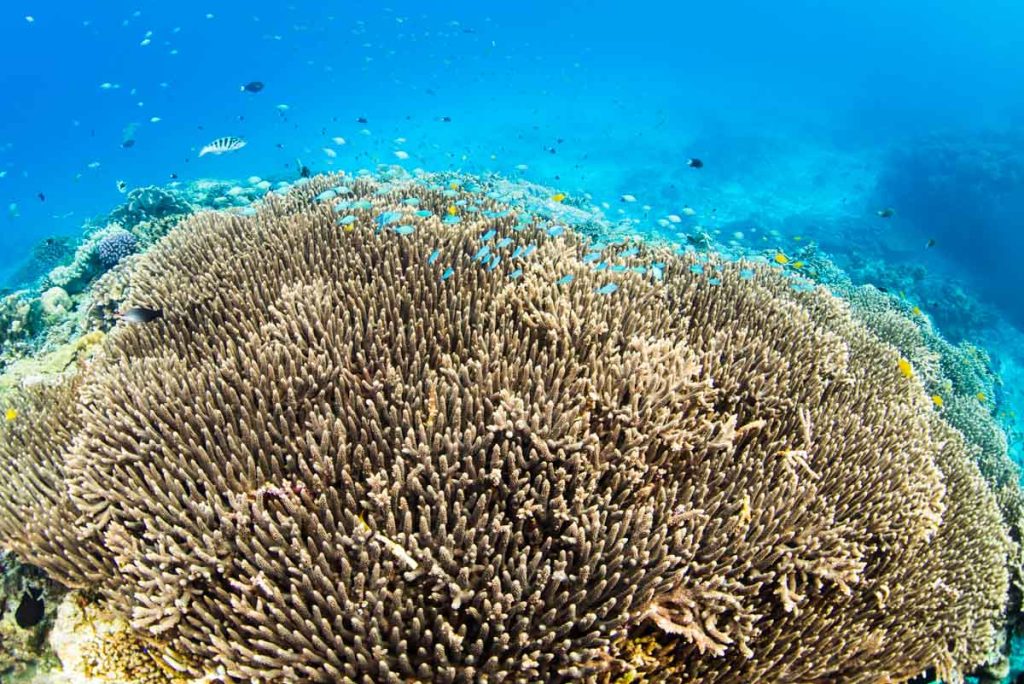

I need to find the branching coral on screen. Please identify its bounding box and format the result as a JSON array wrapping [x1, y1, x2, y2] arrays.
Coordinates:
[[0, 174, 1012, 683]]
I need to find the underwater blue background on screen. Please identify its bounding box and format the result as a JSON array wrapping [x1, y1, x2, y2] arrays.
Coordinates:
[[1, 0, 1023, 455]]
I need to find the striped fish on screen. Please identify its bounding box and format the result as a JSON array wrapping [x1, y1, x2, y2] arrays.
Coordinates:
[[199, 136, 247, 157]]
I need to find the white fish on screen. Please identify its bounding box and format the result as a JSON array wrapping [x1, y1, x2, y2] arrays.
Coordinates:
[[198, 136, 246, 157], [276, 104, 289, 112], [394, 150, 410, 160], [681, 207, 696, 216], [331, 136, 346, 145], [620, 194, 636, 203], [667, 214, 682, 224], [515, 164, 529, 171], [149, 116, 161, 123], [323, 147, 337, 158], [99, 82, 119, 90], [25, 16, 35, 23], [87, 161, 101, 169], [394, 137, 407, 144]]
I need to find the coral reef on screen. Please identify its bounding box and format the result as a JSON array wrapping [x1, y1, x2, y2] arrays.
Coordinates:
[[95, 229, 138, 270], [0, 292, 42, 357], [0, 174, 1011, 683], [38, 288, 72, 327], [4, 237, 74, 291], [107, 186, 193, 230], [46, 593, 191, 684], [0, 331, 104, 401]]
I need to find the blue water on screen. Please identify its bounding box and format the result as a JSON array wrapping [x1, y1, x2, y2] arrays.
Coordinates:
[[1, 0, 1023, 447]]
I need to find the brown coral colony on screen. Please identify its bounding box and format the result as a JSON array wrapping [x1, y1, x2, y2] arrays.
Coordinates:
[[0, 174, 1011, 683]]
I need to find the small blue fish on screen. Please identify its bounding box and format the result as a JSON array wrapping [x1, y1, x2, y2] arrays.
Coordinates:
[[611, 264, 627, 272], [739, 268, 754, 280], [650, 267, 664, 281], [510, 246, 525, 259], [591, 243, 607, 251], [376, 212, 401, 230], [595, 262, 608, 271], [495, 237, 513, 249], [583, 252, 602, 263], [631, 266, 646, 274], [428, 249, 441, 264], [441, 267, 455, 281], [690, 263, 705, 274], [509, 268, 523, 280], [415, 209, 432, 218], [394, 225, 415, 235], [547, 225, 565, 238], [596, 283, 619, 295], [488, 255, 502, 271], [354, 199, 373, 210], [521, 244, 537, 258], [473, 245, 491, 261], [337, 215, 357, 225], [556, 274, 574, 285], [403, 198, 421, 206], [443, 216, 461, 225], [315, 190, 337, 202], [332, 201, 351, 213], [708, 277, 722, 286], [620, 248, 639, 258]]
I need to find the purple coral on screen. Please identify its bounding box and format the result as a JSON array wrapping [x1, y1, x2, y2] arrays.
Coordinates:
[[95, 229, 137, 269]]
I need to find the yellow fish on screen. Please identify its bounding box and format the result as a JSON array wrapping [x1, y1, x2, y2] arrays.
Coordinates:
[[911, 306, 922, 316], [977, 392, 987, 402], [449, 182, 460, 190], [898, 358, 913, 379], [931, 394, 944, 408], [793, 236, 803, 241], [774, 253, 789, 265], [4, 408, 16, 422], [447, 205, 458, 216], [550, 193, 566, 203], [792, 261, 804, 269]]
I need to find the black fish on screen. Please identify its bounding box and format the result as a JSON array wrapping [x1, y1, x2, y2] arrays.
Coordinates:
[[438, 116, 451, 122], [122, 139, 136, 149], [300, 165, 311, 178], [169, 173, 178, 179], [356, 116, 368, 124], [926, 238, 936, 248], [119, 306, 163, 324], [241, 81, 264, 93], [686, 158, 703, 169], [877, 207, 895, 218], [37, 192, 45, 202], [15, 589, 44, 629]]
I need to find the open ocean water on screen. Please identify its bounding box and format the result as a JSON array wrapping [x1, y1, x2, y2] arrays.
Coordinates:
[[1, 1, 1023, 682]]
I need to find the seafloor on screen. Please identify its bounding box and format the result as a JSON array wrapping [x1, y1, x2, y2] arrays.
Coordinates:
[[0, 166, 1021, 683]]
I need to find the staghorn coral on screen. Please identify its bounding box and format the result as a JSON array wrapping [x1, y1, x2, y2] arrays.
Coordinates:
[[0, 174, 1012, 683]]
